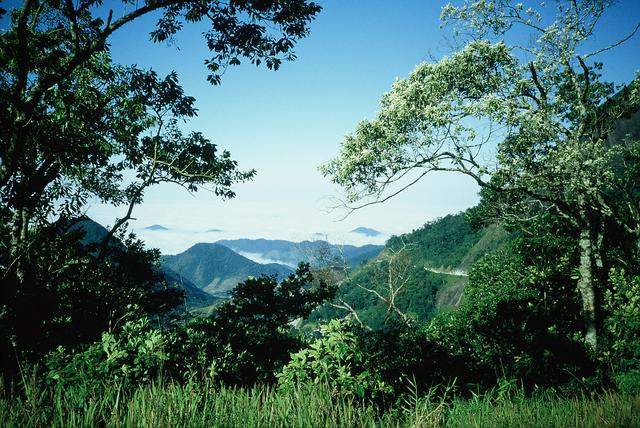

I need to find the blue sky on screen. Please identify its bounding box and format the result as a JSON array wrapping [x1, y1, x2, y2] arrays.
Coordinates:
[[80, 1, 640, 254]]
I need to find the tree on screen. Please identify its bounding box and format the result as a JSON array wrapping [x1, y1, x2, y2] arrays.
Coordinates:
[[168, 263, 336, 384], [320, 0, 640, 349], [425, 216, 597, 388], [1, 0, 320, 265], [330, 242, 417, 329], [0, 0, 321, 375]]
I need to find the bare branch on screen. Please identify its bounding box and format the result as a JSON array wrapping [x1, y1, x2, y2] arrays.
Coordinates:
[[583, 21, 640, 59], [329, 299, 371, 331], [529, 62, 547, 105]]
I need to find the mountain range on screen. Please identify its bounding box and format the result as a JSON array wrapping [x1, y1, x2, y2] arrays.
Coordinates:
[[161, 243, 294, 296], [62, 218, 217, 308], [66, 218, 387, 308], [215, 239, 383, 268]]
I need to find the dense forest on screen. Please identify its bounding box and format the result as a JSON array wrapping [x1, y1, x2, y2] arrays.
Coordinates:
[[1, 1, 640, 426]]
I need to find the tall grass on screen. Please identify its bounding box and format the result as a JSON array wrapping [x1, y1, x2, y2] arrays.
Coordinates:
[[445, 390, 640, 428], [0, 380, 394, 428], [1, 378, 639, 427]]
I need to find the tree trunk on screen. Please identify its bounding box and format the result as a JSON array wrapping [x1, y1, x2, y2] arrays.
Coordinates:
[[6, 204, 32, 285], [577, 228, 597, 350]]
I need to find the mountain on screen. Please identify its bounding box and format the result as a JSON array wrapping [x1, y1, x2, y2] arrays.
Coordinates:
[[350, 227, 382, 237], [307, 212, 509, 330], [61, 217, 114, 246], [161, 266, 218, 309], [345, 244, 386, 267], [215, 239, 384, 268], [60, 217, 213, 309], [145, 224, 169, 231], [161, 243, 293, 296]]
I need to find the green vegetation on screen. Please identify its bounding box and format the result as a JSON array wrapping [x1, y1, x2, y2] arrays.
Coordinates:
[[1, 379, 639, 427], [0, 0, 321, 379], [308, 212, 508, 329], [321, 0, 640, 351]]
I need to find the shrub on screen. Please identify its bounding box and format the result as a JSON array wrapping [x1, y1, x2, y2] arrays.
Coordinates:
[[168, 263, 336, 385], [603, 269, 640, 393], [45, 316, 167, 390], [277, 319, 392, 400], [424, 242, 593, 391]]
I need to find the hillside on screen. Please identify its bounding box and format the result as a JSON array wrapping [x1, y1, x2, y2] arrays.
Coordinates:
[[161, 266, 218, 309], [307, 212, 508, 329], [216, 238, 383, 268], [62, 218, 219, 309], [161, 243, 293, 296]]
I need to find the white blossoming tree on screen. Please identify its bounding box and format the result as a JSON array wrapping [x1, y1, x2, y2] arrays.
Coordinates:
[[321, 0, 640, 349]]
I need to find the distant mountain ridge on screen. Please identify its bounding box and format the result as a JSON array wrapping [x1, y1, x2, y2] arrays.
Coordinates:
[[161, 266, 217, 309], [215, 238, 384, 268], [161, 243, 293, 296]]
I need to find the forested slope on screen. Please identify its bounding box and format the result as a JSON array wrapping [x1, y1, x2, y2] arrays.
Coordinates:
[[308, 212, 508, 329]]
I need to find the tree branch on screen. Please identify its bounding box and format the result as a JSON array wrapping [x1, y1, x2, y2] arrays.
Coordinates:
[[583, 20, 640, 59]]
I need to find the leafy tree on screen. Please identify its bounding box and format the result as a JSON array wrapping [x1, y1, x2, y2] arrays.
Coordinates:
[[44, 264, 336, 388], [0, 0, 321, 378], [168, 263, 336, 385], [321, 0, 640, 349], [0, 216, 186, 382], [425, 222, 594, 389], [1, 0, 321, 256]]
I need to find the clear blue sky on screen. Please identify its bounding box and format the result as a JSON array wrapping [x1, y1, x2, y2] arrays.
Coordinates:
[[79, 1, 640, 254]]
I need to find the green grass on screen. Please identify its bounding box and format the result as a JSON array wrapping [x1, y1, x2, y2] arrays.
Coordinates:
[[1, 380, 639, 427], [444, 391, 640, 428], [0, 381, 393, 428]]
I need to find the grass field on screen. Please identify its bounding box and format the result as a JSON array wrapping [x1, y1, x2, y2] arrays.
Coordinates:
[[1, 379, 639, 427]]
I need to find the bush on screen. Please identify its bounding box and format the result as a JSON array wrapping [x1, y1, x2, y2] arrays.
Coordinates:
[[45, 316, 167, 390], [169, 264, 335, 385], [278, 319, 391, 400], [423, 239, 593, 391], [603, 269, 640, 393], [45, 264, 336, 389], [355, 322, 446, 394]]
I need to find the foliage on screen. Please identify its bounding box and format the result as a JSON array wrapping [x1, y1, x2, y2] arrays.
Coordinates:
[[2, 376, 640, 427], [308, 212, 508, 329], [42, 264, 335, 389], [0, 222, 183, 378], [355, 322, 448, 396], [165, 263, 336, 385], [424, 224, 594, 390], [44, 317, 167, 392], [0, 0, 321, 222], [386, 213, 490, 269], [278, 319, 392, 401], [321, 0, 640, 349], [0, 0, 321, 380], [442, 387, 640, 428], [603, 269, 640, 393]]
